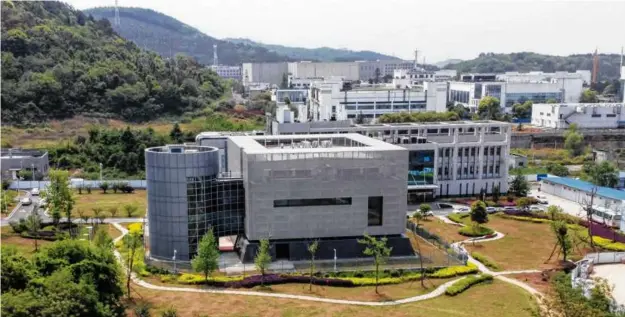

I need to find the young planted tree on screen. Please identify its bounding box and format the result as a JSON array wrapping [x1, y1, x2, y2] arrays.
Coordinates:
[[419, 203, 432, 220], [357, 234, 392, 294], [254, 238, 271, 286], [516, 197, 532, 213], [92, 207, 104, 225], [470, 201, 488, 227], [108, 206, 118, 218], [25, 213, 42, 252], [76, 208, 88, 224], [44, 169, 74, 229], [510, 173, 530, 197], [410, 212, 426, 288], [124, 231, 142, 299], [99, 181, 109, 194], [307, 240, 319, 291], [124, 204, 138, 218], [491, 184, 500, 202], [546, 205, 564, 221], [191, 229, 220, 283], [547, 221, 572, 262]]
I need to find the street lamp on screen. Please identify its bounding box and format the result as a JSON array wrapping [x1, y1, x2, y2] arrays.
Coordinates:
[[99, 163, 103, 181], [31, 164, 35, 185], [333, 248, 337, 273], [172, 249, 177, 274]]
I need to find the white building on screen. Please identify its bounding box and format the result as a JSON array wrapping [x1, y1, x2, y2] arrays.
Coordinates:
[[308, 79, 448, 122], [272, 89, 309, 122], [269, 120, 511, 200], [288, 76, 324, 89], [393, 69, 457, 88], [242, 62, 288, 86], [449, 78, 582, 111], [497, 71, 591, 86], [541, 177, 625, 210], [531, 103, 625, 129], [209, 65, 241, 80]]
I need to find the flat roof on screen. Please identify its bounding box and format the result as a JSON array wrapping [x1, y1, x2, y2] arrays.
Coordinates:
[[229, 133, 405, 154], [542, 177, 625, 201]]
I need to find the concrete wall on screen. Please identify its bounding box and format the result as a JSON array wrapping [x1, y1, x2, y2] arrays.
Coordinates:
[[290, 62, 360, 81], [242, 62, 288, 85], [237, 148, 408, 241], [145, 146, 220, 261]]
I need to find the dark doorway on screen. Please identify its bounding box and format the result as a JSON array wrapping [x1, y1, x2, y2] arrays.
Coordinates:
[[275, 243, 290, 260]]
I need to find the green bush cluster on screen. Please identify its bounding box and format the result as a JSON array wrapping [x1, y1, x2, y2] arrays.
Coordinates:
[[448, 213, 469, 224], [429, 263, 479, 278], [445, 274, 493, 296], [377, 111, 460, 123], [470, 252, 500, 271], [458, 225, 494, 237]]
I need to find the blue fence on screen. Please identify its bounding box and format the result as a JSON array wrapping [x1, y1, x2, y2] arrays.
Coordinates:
[[9, 179, 147, 190]]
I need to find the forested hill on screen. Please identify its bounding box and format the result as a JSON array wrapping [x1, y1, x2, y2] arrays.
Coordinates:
[[1, 1, 227, 125], [445, 52, 622, 81], [84, 7, 288, 65], [224, 38, 400, 62]]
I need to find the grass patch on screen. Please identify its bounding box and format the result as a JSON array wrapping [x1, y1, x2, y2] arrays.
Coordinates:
[[447, 212, 470, 224], [458, 225, 494, 237], [445, 274, 493, 296], [418, 218, 467, 243], [126, 279, 535, 317], [73, 190, 146, 217], [0, 226, 53, 258], [471, 252, 501, 271]]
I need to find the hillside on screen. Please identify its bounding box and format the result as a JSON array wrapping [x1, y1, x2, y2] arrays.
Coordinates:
[[434, 59, 463, 68], [445, 52, 621, 81], [224, 37, 400, 62], [1, 1, 227, 125], [84, 7, 288, 65]]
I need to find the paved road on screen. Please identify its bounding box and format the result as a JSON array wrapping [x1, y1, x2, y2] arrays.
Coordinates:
[[1, 192, 51, 225]]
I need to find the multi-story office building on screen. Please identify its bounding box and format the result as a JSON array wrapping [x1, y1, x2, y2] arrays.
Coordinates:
[[209, 65, 242, 80], [0, 148, 49, 180], [497, 71, 591, 86], [146, 136, 414, 262], [269, 120, 511, 201], [392, 69, 458, 87], [242, 62, 289, 86], [449, 78, 582, 111], [531, 103, 625, 129], [308, 79, 448, 122]]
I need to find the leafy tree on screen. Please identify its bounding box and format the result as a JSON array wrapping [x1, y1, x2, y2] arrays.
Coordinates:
[[92, 226, 113, 248], [551, 221, 572, 261], [25, 213, 42, 252], [546, 163, 569, 177], [169, 123, 184, 143], [124, 231, 142, 299], [579, 89, 599, 103], [307, 240, 318, 291], [419, 203, 432, 220], [546, 98, 558, 104], [377, 111, 460, 123], [470, 201, 488, 226], [108, 206, 118, 218], [477, 96, 501, 120], [511, 101, 532, 119], [492, 184, 500, 202], [92, 207, 104, 224], [564, 124, 584, 156], [191, 229, 220, 283], [1, 188, 17, 214], [510, 173, 530, 197], [357, 234, 392, 294], [254, 238, 271, 286], [546, 205, 564, 221], [516, 197, 532, 212], [124, 204, 139, 217], [43, 169, 74, 229], [586, 161, 619, 188], [99, 182, 109, 194]]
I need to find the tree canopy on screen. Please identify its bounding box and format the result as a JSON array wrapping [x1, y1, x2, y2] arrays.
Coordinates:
[[1, 1, 227, 125]]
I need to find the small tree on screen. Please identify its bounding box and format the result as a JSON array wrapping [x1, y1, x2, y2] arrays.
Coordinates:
[[169, 123, 184, 143], [134, 303, 151, 317], [111, 182, 120, 194], [546, 205, 563, 221], [124, 231, 142, 299], [491, 184, 500, 202], [551, 221, 572, 262], [418, 203, 431, 220], [191, 229, 220, 283], [108, 206, 118, 218], [99, 182, 109, 194], [470, 201, 488, 227], [510, 173, 530, 197], [124, 204, 138, 218], [93, 226, 113, 248], [161, 307, 178, 317], [254, 238, 271, 286], [92, 207, 104, 225], [357, 234, 392, 294], [410, 212, 426, 287], [307, 240, 319, 291], [25, 213, 42, 252], [516, 197, 532, 213]]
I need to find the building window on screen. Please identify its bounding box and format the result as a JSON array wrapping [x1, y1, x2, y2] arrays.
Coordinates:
[[368, 196, 383, 226], [273, 197, 352, 208]]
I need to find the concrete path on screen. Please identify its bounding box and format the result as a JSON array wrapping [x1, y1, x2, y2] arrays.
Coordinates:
[[592, 264, 625, 306]]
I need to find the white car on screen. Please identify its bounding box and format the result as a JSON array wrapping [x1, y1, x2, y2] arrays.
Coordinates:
[[486, 207, 497, 214], [20, 197, 32, 206], [31, 188, 40, 195], [530, 206, 544, 212], [453, 207, 470, 213], [39, 198, 47, 207]]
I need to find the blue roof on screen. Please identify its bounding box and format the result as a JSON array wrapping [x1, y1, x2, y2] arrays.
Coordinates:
[[542, 177, 625, 201]]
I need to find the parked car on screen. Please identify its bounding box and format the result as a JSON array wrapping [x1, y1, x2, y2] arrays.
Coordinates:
[[530, 206, 544, 212], [486, 207, 497, 214], [453, 207, 470, 213], [31, 188, 40, 195], [20, 197, 32, 206], [437, 203, 454, 209], [504, 207, 517, 212]]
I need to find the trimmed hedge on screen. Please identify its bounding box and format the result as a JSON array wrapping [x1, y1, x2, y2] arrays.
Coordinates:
[[499, 214, 551, 224], [592, 236, 625, 251], [429, 263, 478, 278], [445, 274, 493, 296], [458, 225, 494, 237], [448, 213, 469, 224], [471, 252, 500, 271]]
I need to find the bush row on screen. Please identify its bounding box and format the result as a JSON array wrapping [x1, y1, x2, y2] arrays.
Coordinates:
[[591, 236, 625, 251], [429, 263, 478, 278], [458, 225, 494, 237], [445, 274, 493, 296], [498, 214, 552, 224], [470, 252, 500, 271]]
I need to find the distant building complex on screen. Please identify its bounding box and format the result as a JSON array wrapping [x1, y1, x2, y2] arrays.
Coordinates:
[[209, 65, 242, 80], [531, 103, 625, 129]]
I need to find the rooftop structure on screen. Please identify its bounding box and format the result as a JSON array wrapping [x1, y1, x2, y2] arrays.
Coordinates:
[[0, 148, 49, 180], [531, 103, 625, 129], [541, 177, 625, 207]]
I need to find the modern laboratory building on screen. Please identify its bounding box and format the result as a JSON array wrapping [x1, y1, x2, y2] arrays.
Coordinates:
[[146, 135, 414, 262]]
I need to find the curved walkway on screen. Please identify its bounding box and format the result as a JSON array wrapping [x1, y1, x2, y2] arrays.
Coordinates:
[[111, 217, 543, 306]]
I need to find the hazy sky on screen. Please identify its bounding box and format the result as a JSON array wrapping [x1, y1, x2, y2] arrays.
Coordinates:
[[66, 0, 625, 62]]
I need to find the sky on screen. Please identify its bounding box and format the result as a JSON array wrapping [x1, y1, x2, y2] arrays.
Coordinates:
[[66, 0, 625, 62]]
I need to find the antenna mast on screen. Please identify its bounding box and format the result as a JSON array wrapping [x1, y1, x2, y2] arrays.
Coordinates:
[[591, 48, 599, 85], [114, 0, 121, 26], [213, 44, 218, 66], [413, 49, 419, 70]]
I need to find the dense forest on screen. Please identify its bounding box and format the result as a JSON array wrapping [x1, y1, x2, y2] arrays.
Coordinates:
[[445, 52, 622, 81], [1, 1, 228, 125], [224, 38, 399, 62], [84, 7, 289, 65]]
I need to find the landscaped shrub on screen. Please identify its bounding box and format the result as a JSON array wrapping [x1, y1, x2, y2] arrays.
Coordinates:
[[448, 213, 469, 224], [591, 236, 625, 251], [429, 263, 478, 278], [499, 214, 552, 224], [458, 225, 494, 237], [128, 223, 143, 235], [471, 252, 500, 271], [445, 274, 493, 296], [9, 219, 28, 233]]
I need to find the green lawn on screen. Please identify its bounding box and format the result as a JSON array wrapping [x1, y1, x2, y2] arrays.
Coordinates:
[[72, 190, 146, 218]]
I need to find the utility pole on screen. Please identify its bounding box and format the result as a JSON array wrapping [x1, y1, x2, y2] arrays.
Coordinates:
[[213, 44, 218, 66]]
